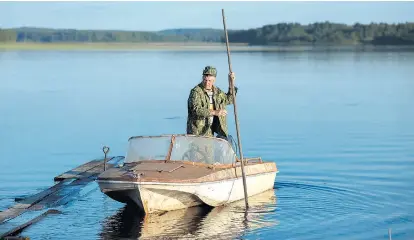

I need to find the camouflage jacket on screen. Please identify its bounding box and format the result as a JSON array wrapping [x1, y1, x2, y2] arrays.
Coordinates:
[[186, 83, 238, 137]]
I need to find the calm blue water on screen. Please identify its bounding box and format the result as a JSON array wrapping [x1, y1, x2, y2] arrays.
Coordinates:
[[0, 49, 413, 239]]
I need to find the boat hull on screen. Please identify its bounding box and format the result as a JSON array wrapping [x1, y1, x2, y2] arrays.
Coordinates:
[[97, 171, 277, 214]]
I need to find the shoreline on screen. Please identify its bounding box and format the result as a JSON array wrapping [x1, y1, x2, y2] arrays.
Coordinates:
[[1, 42, 414, 52]]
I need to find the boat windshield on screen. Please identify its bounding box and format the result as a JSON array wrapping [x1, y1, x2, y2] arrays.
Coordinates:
[[125, 136, 172, 163], [124, 135, 237, 165]]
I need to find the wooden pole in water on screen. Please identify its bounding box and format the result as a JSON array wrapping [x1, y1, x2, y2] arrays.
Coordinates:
[[221, 8, 249, 208]]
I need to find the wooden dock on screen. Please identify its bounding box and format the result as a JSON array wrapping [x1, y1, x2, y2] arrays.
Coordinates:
[[0, 155, 124, 239]]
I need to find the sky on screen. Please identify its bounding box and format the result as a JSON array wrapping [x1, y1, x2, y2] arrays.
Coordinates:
[[1, 1, 413, 31]]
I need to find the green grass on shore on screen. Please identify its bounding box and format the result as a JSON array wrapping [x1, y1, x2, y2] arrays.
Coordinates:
[[1, 42, 414, 52], [0, 42, 248, 51]]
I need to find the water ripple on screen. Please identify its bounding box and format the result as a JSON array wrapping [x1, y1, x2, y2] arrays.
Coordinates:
[[1, 50, 413, 240]]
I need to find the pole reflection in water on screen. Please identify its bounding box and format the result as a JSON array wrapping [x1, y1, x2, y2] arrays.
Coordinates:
[[99, 190, 278, 240]]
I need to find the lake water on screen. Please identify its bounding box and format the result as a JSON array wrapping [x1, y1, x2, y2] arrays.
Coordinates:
[[0, 49, 413, 240]]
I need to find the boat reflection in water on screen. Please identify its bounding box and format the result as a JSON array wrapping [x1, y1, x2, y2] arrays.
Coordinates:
[[100, 189, 278, 239]]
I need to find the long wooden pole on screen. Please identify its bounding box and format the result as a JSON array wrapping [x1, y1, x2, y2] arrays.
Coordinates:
[[221, 8, 249, 208]]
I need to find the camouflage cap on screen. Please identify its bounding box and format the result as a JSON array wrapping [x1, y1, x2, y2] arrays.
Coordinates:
[[202, 66, 217, 77]]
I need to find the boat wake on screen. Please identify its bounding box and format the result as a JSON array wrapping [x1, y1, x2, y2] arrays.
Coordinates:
[[275, 181, 353, 194]]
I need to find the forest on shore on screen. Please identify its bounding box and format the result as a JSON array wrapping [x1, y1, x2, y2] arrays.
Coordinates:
[[1, 22, 414, 46]]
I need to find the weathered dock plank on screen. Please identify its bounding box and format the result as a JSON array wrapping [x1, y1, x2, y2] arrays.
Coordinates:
[[0, 209, 61, 239], [15, 179, 72, 205], [53, 156, 124, 181], [33, 162, 118, 208], [0, 204, 31, 225], [0, 156, 124, 225], [0, 178, 95, 224], [53, 158, 113, 181], [0, 180, 72, 224]]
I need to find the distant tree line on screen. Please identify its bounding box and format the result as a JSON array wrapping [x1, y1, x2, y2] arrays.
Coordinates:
[[1, 22, 414, 45], [0, 27, 224, 43], [0, 29, 17, 42], [228, 22, 414, 45]]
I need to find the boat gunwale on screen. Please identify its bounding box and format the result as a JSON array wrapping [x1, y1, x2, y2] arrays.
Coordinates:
[[123, 159, 273, 170], [128, 134, 229, 143], [97, 170, 278, 186], [98, 161, 277, 183]]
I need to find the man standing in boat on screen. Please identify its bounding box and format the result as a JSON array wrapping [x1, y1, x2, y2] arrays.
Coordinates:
[[186, 65, 237, 141]]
